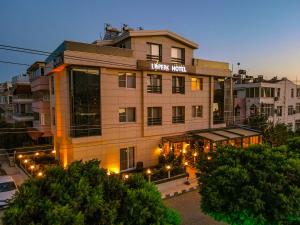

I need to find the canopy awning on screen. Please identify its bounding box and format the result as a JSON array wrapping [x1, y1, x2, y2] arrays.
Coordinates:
[[226, 128, 260, 137], [194, 132, 227, 142], [162, 134, 190, 143], [212, 130, 242, 139]]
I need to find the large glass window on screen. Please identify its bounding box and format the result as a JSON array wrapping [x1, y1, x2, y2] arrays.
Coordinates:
[[291, 89, 294, 98], [191, 77, 203, 91], [172, 106, 185, 123], [147, 43, 162, 61], [147, 107, 162, 126], [51, 76, 55, 95], [147, 74, 162, 93], [69, 68, 101, 137], [192, 105, 203, 118], [172, 76, 185, 94], [171, 47, 185, 64], [118, 72, 136, 88], [119, 107, 136, 122], [213, 78, 224, 124], [120, 147, 135, 171]]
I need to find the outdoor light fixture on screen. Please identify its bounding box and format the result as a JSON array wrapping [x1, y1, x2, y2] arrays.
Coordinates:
[[147, 168, 152, 174], [166, 165, 171, 179], [30, 165, 35, 170], [52, 150, 56, 154], [193, 152, 198, 157], [207, 156, 212, 160], [35, 152, 39, 156], [184, 161, 188, 166], [18, 154, 23, 159], [182, 149, 186, 154], [147, 169, 152, 182], [37, 172, 43, 177], [124, 174, 129, 179], [23, 159, 28, 164], [107, 170, 111, 176]]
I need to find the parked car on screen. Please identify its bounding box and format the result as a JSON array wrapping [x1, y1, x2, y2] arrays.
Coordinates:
[[0, 176, 17, 208]]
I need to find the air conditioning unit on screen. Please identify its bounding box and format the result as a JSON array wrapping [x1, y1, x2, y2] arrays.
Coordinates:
[[293, 109, 297, 114]]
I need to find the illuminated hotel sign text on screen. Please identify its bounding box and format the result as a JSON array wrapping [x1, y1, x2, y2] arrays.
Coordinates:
[[150, 63, 187, 73]]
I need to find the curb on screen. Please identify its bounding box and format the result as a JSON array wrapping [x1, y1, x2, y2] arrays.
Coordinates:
[[161, 185, 198, 199]]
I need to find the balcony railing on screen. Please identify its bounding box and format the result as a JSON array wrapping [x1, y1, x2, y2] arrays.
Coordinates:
[[171, 57, 185, 64], [14, 112, 33, 117], [147, 117, 162, 126], [13, 94, 33, 100], [172, 116, 185, 124], [147, 85, 162, 93], [146, 54, 162, 62], [172, 86, 185, 94]]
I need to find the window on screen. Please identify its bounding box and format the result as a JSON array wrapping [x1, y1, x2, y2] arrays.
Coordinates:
[[296, 120, 300, 131], [118, 72, 136, 88], [192, 105, 203, 118], [277, 88, 281, 97], [297, 103, 300, 113], [288, 123, 293, 131], [172, 106, 185, 123], [288, 105, 294, 115], [291, 89, 294, 98], [50, 76, 54, 95], [171, 47, 185, 64], [147, 43, 161, 61], [261, 87, 275, 98], [120, 147, 135, 171], [260, 104, 274, 117], [41, 68, 44, 76], [147, 74, 162, 93], [69, 68, 101, 137], [172, 76, 185, 94], [191, 77, 203, 91], [119, 107, 136, 122], [40, 113, 45, 125], [52, 107, 55, 126], [147, 107, 162, 126], [277, 106, 282, 117], [297, 88, 300, 97], [213, 78, 225, 124]]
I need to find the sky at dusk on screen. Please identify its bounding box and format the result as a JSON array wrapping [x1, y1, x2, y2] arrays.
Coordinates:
[[0, 0, 300, 82]]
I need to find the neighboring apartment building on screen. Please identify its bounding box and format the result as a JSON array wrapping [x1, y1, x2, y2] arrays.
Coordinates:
[[0, 81, 13, 123], [45, 25, 258, 171], [28, 61, 52, 143], [11, 74, 34, 126], [234, 73, 300, 131]]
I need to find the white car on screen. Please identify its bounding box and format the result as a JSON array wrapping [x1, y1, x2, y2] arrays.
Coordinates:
[[0, 176, 17, 208]]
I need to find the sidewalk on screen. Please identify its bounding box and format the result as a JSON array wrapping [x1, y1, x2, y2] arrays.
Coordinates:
[[157, 177, 198, 199], [0, 156, 28, 186]]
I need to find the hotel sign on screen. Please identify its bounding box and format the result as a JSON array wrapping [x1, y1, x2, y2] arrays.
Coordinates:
[[137, 60, 195, 74], [150, 63, 187, 73]]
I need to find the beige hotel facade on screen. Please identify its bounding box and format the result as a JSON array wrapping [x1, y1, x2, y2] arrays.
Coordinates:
[[45, 27, 249, 172]]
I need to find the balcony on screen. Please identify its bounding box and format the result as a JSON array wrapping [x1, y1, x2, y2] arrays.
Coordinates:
[[147, 118, 162, 126], [146, 54, 161, 62], [172, 86, 185, 94], [171, 57, 185, 64], [31, 76, 49, 92], [147, 85, 162, 93], [12, 95, 33, 104], [13, 112, 34, 122], [172, 116, 185, 124]]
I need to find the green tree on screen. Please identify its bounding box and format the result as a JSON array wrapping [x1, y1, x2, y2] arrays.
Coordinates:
[[198, 144, 300, 225], [3, 160, 180, 225]]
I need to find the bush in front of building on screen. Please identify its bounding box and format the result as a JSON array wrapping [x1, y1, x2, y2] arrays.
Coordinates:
[[3, 160, 181, 225], [198, 143, 300, 225]]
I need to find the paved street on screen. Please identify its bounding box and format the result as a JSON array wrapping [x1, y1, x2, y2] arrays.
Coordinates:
[[164, 190, 227, 225]]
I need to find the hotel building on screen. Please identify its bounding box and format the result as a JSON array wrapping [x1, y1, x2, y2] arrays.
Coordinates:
[[46, 25, 260, 171]]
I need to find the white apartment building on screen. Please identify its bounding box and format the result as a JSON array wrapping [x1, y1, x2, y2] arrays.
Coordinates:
[[234, 75, 300, 131]]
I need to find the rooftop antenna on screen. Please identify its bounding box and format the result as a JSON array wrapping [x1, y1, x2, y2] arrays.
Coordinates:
[[237, 62, 240, 72]]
